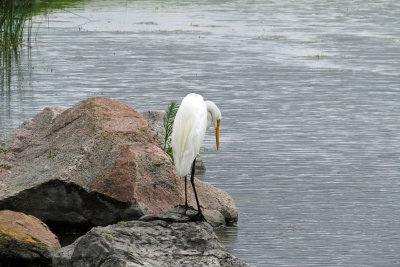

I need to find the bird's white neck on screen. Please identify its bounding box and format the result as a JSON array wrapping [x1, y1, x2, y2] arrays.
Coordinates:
[[205, 101, 221, 130]]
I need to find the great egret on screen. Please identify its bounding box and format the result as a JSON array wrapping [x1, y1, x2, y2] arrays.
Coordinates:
[[171, 93, 221, 220]]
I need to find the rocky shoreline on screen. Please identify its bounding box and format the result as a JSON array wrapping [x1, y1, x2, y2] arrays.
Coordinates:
[[53, 206, 251, 267], [0, 97, 250, 266]]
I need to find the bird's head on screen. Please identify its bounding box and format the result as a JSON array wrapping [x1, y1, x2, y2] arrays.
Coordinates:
[[206, 101, 221, 150]]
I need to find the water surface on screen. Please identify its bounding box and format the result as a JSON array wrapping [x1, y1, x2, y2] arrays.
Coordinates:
[[1, 0, 400, 266]]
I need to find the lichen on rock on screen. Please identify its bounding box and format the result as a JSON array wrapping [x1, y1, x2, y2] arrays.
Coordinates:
[[0, 210, 61, 265]]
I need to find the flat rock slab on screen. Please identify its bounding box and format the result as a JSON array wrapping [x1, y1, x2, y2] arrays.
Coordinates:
[[53, 207, 251, 267], [0, 210, 61, 265]]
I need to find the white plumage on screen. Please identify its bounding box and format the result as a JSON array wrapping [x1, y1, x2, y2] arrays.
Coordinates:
[[172, 93, 207, 177], [171, 93, 221, 218]]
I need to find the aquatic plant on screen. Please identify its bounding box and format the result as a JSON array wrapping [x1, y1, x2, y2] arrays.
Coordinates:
[[32, 0, 86, 12], [0, 0, 33, 49], [0, 0, 34, 94], [161, 101, 178, 162], [0, 0, 88, 93]]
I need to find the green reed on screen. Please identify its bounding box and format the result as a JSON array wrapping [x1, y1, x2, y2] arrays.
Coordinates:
[[1, 0, 86, 93], [0, 0, 34, 50], [162, 101, 178, 162]]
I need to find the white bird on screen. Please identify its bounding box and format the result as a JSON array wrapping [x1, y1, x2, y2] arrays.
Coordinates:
[[171, 93, 221, 220]]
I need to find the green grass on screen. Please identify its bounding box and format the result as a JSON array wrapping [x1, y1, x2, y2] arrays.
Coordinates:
[[1, 0, 33, 93], [0, 0, 96, 93], [0, 0, 89, 50], [0, 0, 76, 92], [32, 0, 88, 13], [0, 0, 34, 49]]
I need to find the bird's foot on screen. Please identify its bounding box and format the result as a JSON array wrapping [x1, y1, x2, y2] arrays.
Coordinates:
[[175, 204, 195, 211], [192, 211, 207, 222]]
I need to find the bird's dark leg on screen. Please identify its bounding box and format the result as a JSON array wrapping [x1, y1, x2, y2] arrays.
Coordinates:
[[184, 175, 188, 209], [190, 158, 206, 221]]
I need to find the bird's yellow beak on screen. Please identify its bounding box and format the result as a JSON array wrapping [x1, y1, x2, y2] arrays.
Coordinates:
[[215, 120, 220, 150]]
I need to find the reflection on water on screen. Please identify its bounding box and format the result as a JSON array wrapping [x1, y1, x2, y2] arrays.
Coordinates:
[[0, 48, 30, 116], [0, 0, 36, 95], [214, 225, 238, 251], [0, 0, 89, 94], [2, 0, 400, 266]]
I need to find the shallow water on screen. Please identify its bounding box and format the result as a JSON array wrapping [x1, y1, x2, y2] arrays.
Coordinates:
[[1, 0, 400, 266]]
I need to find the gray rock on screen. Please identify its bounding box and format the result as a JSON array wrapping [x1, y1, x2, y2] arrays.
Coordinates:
[[53, 207, 252, 267], [141, 110, 166, 144], [194, 154, 206, 175]]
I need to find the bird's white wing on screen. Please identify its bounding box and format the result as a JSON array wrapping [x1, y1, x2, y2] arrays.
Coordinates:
[[171, 94, 207, 177]]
